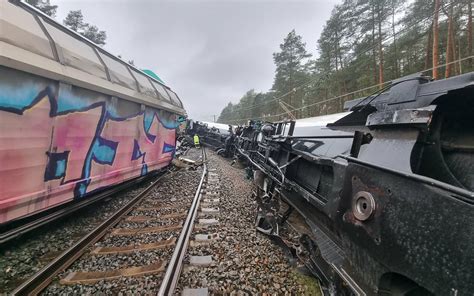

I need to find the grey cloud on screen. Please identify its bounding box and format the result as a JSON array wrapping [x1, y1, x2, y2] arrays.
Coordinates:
[[54, 0, 338, 120]]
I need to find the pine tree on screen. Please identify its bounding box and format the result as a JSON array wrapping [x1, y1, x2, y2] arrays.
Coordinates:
[[216, 0, 469, 123], [445, 0, 455, 78], [433, 0, 441, 79], [468, 0, 473, 69], [63, 10, 107, 46], [217, 102, 234, 123], [82, 25, 107, 46], [63, 10, 84, 32], [272, 30, 311, 117], [26, 0, 57, 17]]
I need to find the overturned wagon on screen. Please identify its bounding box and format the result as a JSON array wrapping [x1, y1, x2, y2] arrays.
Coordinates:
[[238, 74, 474, 295], [186, 120, 234, 150], [0, 0, 185, 224]]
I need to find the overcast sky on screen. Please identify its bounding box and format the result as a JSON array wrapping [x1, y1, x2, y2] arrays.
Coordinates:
[[53, 0, 340, 121]]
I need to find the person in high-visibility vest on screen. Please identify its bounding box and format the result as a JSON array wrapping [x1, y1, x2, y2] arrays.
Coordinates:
[[193, 134, 200, 148]]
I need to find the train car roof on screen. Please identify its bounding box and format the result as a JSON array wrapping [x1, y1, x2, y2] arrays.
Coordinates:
[[294, 112, 350, 127], [201, 121, 234, 135], [291, 112, 353, 137], [0, 0, 185, 115]]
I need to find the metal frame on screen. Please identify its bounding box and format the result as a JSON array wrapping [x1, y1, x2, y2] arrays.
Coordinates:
[[92, 47, 111, 81], [147, 76, 163, 100], [32, 14, 63, 63], [127, 66, 143, 92]]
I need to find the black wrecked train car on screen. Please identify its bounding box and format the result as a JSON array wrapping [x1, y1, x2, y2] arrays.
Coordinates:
[[236, 73, 473, 295], [186, 120, 238, 157]]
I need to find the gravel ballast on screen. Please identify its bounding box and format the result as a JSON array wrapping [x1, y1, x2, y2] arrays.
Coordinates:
[[0, 179, 157, 294], [177, 149, 321, 295], [1, 147, 320, 295], [42, 154, 203, 295]]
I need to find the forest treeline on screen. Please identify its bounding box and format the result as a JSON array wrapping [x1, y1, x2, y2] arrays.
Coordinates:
[[217, 0, 473, 124]]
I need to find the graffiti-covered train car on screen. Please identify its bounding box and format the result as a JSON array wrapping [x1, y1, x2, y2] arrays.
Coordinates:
[[0, 0, 186, 224]]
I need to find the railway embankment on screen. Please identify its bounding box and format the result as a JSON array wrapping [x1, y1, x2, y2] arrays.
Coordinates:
[[176, 150, 320, 295], [1, 148, 319, 295], [0, 181, 154, 294]]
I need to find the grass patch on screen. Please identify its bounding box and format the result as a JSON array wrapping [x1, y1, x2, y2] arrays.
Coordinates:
[[293, 269, 322, 296]]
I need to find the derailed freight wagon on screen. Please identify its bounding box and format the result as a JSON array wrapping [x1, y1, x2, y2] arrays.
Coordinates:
[[239, 74, 474, 295], [0, 0, 185, 223], [186, 120, 234, 151]]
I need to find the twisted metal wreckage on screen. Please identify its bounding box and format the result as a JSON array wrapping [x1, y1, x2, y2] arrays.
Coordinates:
[[187, 73, 474, 296]]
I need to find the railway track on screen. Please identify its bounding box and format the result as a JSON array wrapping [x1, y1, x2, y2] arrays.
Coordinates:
[[0, 174, 157, 246], [11, 148, 209, 295], [7, 148, 317, 295], [160, 150, 222, 296]]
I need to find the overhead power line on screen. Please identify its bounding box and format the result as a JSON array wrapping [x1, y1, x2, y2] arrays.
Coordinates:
[[218, 0, 454, 118], [222, 55, 474, 123]]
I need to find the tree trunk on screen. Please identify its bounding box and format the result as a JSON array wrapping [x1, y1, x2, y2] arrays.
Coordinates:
[[335, 30, 339, 72], [457, 38, 462, 74], [425, 23, 433, 70], [392, 0, 399, 78], [378, 4, 384, 88], [469, 0, 473, 68], [288, 71, 293, 108], [433, 0, 441, 79], [445, 1, 454, 78], [336, 26, 343, 71], [372, 6, 378, 85]]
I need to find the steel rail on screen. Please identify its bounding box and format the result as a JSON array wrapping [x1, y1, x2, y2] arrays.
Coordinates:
[[0, 173, 156, 246], [158, 148, 208, 296], [11, 171, 170, 296]]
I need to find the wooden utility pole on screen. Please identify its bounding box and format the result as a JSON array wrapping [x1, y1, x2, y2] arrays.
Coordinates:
[[433, 0, 441, 79]]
